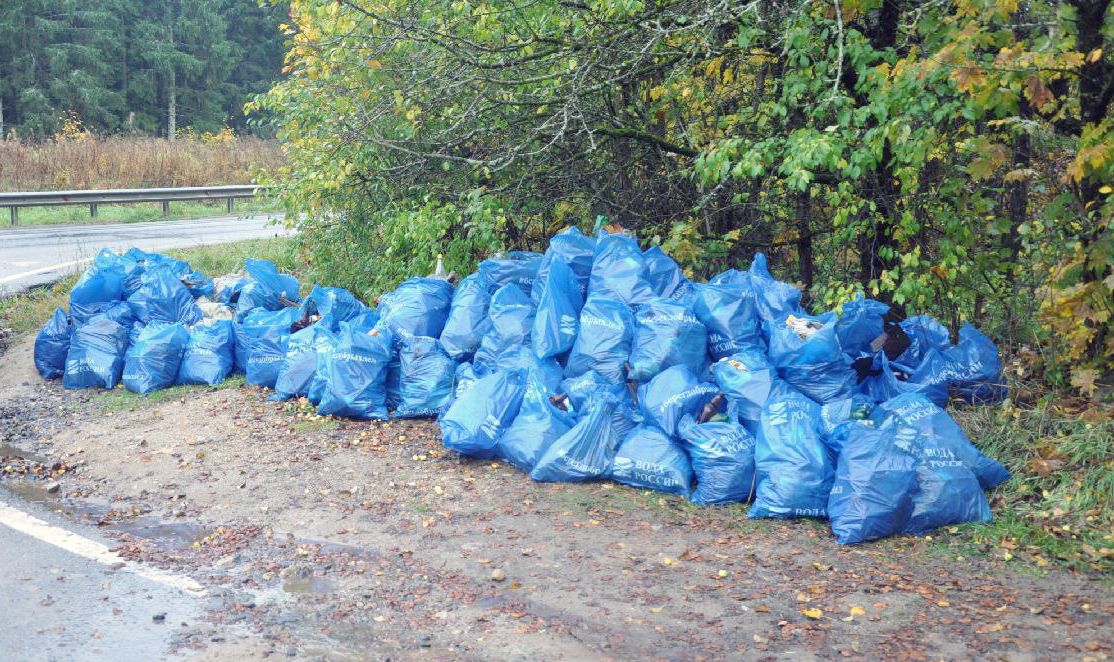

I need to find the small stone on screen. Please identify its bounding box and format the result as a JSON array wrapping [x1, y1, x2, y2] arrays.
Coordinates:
[[44, 481, 61, 494], [285, 647, 297, 657], [490, 569, 506, 582], [419, 634, 432, 648], [152, 613, 166, 623]]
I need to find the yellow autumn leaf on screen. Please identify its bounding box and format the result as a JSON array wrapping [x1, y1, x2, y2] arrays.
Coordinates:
[[1087, 48, 1102, 63], [849, 606, 866, 616], [1099, 185, 1112, 194], [802, 607, 823, 619]]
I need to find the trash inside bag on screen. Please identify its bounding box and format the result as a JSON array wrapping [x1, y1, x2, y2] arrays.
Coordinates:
[[818, 395, 874, 454], [439, 274, 492, 360], [694, 282, 764, 359], [870, 393, 1009, 490], [610, 424, 693, 496], [835, 295, 889, 356], [63, 315, 128, 389], [35, 308, 71, 379], [636, 365, 719, 436], [627, 299, 708, 382], [710, 348, 774, 426], [473, 284, 536, 375], [316, 324, 394, 420], [177, 320, 235, 386], [123, 322, 190, 395], [678, 415, 757, 505], [531, 258, 584, 359], [394, 336, 456, 418], [214, 275, 249, 306], [378, 277, 453, 339], [588, 231, 655, 305], [531, 227, 595, 302], [564, 294, 634, 384], [127, 264, 203, 326], [440, 369, 526, 458], [479, 252, 542, 295], [749, 383, 834, 519], [643, 246, 690, 300], [531, 392, 625, 483], [497, 370, 576, 472], [183, 270, 215, 299], [299, 286, 366, 329], [273, 324, 337, 401], [768, 313, 856, 404]]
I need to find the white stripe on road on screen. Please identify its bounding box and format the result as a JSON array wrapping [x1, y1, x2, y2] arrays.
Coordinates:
[[0, 258, 91, 285], [0, 500, 206, 597]]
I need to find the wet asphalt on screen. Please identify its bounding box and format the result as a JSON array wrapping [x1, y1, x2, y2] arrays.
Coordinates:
[[0, 214, 291, 295]]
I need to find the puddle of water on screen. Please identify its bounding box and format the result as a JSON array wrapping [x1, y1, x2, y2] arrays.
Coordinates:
[[0, 442, 48, 463], [112, 518, 211, 549], [282, 575, 336, 594], [2, 479, 60, 504]]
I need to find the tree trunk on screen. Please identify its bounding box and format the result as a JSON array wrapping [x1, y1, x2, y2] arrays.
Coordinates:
[[796, 188, 813, 291]]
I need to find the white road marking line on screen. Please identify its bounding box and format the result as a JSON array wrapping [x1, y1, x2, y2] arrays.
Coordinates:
[[0, 500, 207, 597], [0, 258, 91, 285]]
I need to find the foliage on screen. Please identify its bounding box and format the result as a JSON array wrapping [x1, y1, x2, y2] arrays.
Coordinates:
[[256, 0, 1114, 393], [0, 0, 289, 137]]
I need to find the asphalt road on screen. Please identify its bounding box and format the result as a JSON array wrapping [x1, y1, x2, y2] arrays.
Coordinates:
[[0, 493, 202, 662], [0, 214, 291, 295]]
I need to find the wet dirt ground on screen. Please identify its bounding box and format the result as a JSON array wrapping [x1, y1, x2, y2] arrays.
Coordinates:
[[1, 334, 1111, 661]]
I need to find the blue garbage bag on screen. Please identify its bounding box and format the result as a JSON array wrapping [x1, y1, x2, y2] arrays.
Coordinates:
[[440, 369, 526, 458], [216, 275, 250, 305], [532, 259, 584, 359], [453, 362, 480, 401], [245, 258, 302, 309], [439, 274, 491, 360], [940, 324, 1006, 404], [127, 264, 203, 325], [564, 295, 634, 384], [123, 322, 190, 394], [530, 392, 625, 483], [587, 231, 655, 305], [870, 393, 1009, 490], [494, 345, 563, 393], [245, 333, 290, 388], [897, 315, 952, 366], [710, 348, 775, 426], [611, 425, 693, 497], [92, 248, 144, 297], [34, 308, 71, 379], [749, 382, 834, 519], [394, 336, 456, 418], [746, 253, 803, 338], [636, 365, 719, 436], [643, 246, 690, 300], [378, 277, 453, 339], [861, 352, 950, 408], [497, 370, 576, 472], [183, 270, 215, 299], [678, 415, 757, 505], [835, 295, 889, 356], [531, 227, 595, 302], [473, 284, 535, 375], [62, 315, 129, 389], [693, 282, 764, 359], [316, 324, 395, 420], [177, 321, 235, 386], [273, 324, 338, 400], [904, 441, 993, 536], [299, 286, 366, 329], [479, 252, 542, 295], [827, 423, 919, 544], [70, 265, 124, 307], [560, 370, 627, 415], [235, 307, 300, 373], [627, 299, 708, 382], [768, 313, 856, 403], [385, 343, 403, 411]]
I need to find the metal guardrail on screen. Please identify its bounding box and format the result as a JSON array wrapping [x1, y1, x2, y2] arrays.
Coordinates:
[[0, 185, 269, 225]]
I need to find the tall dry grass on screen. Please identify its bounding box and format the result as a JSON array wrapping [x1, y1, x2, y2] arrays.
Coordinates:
[[0, 128, 286, 191]]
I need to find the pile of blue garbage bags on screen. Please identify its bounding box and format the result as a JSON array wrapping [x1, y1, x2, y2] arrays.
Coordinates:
[[34, 230, 1010, 544]]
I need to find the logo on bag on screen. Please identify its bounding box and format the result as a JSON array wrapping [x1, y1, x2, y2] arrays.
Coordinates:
[[659, 384, 719, 410], [559, 314, 577, 336], [581, 316, 622, 331], [767, 401, 789, 426]]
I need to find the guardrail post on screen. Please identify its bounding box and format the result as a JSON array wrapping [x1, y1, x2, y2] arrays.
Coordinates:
[[90, 203, 98, 219], [161, 200, 170, 216], [226, 197, 234, 214], [10, 207, 17, 226]]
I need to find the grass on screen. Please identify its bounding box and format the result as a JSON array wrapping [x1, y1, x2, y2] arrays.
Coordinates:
[[94, 375, 247, 412], [10, 199, 283, 227]]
